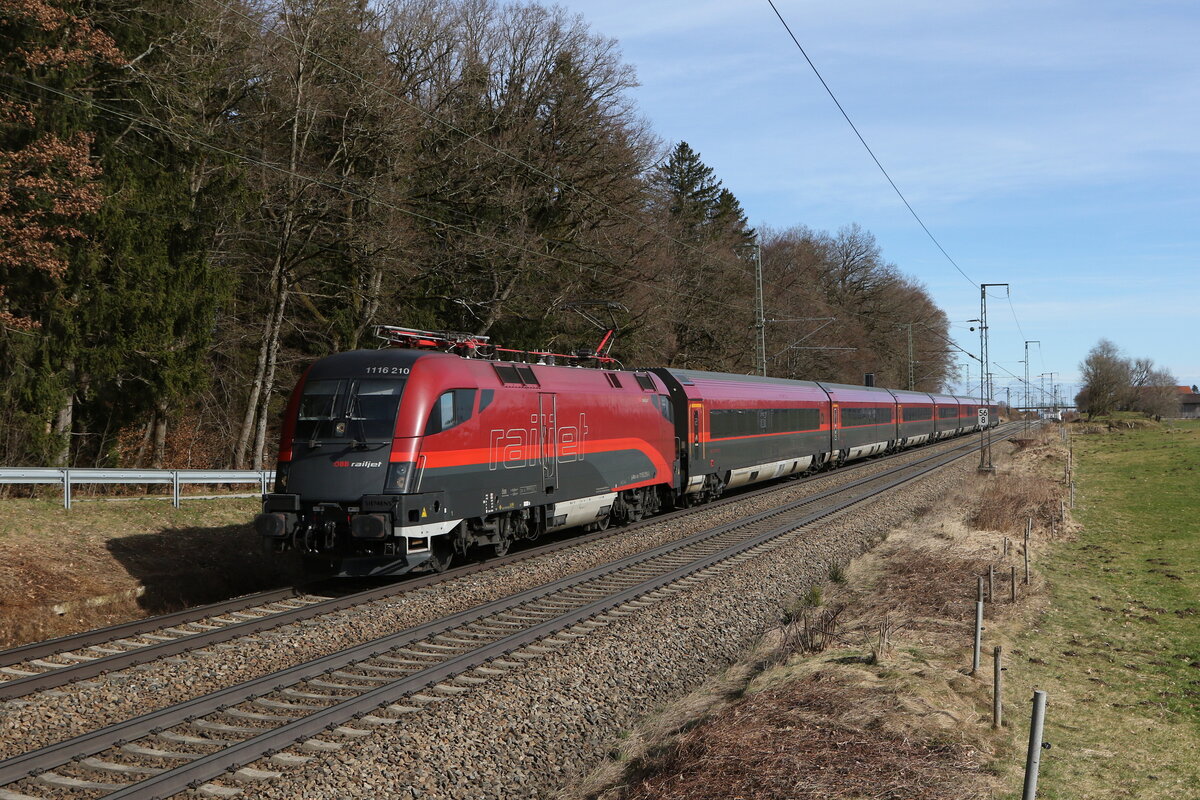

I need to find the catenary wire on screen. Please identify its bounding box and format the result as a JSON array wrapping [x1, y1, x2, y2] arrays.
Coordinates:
[[765, 0, 977, 289]]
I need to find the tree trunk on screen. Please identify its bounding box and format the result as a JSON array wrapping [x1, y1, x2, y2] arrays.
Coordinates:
[[53, 390, 73, 468], [477, 268, 523, 335], [233, 254, 289, 468], [134, 418, 153, 468], [151, 397, 168, 469], [350, 256, 384, 350], [251, 281, 289, 470]]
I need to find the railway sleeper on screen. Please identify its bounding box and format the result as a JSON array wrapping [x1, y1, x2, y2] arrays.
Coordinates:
[[36, 772, 122, 791], [120, 743, 199, 761], [79, 758, 164, 777], [190, 718, 260, 735], [332, 726, 372, 738], [232, 767, 284, 783], [222, 707, 294, 722], [307, 677, 377, 691], [299, 738, 343, 752], [155, 730, 236, 747], [280, 687, 342, 701]]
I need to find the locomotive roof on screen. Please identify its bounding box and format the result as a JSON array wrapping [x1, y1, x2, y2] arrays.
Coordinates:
[[305, 347, 432, 379]]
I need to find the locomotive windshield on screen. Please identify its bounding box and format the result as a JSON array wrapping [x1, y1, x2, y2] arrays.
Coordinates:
[[295, 379, 405, 443]]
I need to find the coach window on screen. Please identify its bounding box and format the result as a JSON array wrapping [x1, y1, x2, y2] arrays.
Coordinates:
[[425, 389, 477, 435]]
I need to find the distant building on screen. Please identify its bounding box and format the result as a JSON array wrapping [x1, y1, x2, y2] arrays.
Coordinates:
[[1177, 386, 1200, 419]]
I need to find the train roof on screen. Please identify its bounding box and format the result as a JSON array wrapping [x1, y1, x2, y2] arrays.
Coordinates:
[[656, 367, 824, 390]]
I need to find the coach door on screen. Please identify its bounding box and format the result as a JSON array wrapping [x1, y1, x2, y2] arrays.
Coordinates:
[[538, 393, 557, 491], [832, 404, 840, 446]]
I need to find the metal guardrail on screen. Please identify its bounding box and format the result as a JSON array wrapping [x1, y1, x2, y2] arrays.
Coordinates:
[[0, 468, 273, 509]]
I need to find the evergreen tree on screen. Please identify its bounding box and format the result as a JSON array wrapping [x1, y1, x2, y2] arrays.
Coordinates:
[[643, 141, 756, 371], [650, 141, 723, 239], [0, 0, 121, 465]]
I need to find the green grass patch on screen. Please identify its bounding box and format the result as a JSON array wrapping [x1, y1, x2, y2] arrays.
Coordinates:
[[1006, 420, 1200, 798]]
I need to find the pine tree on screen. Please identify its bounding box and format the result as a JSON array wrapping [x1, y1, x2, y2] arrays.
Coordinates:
[[643, 141, 756, 371], [650, 141, 723, 240]]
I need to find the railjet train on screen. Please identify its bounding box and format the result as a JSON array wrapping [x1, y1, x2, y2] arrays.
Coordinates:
[[255, 327, 997, 576]]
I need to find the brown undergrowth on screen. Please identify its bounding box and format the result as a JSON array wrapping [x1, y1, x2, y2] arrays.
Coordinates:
[[566, 429, 1069, 800], [621, 679, 982, 800]]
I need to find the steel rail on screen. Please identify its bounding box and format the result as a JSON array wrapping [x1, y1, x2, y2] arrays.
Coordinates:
[[0, 588, 304, 670], [0, 429, 1013, 798], [0, 424, 1017, 699]]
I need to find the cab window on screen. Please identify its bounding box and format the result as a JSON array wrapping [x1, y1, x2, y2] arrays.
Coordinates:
[[425, 389, 477, 435]]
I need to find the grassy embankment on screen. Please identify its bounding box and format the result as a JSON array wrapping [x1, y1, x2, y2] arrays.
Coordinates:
[[1002, 418, 1200, 798], [0, 496, 298, 647], [566, 421, 1199, 800]]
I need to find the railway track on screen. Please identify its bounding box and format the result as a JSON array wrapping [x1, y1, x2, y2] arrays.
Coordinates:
[[0, 427, 1012, 701], [0, 427, 1015, 800]]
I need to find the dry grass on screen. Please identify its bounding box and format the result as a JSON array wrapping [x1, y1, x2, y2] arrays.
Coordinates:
[[0, 497, 300, 647], [619, 678, 985, 800], [967, 473, 1061, 534], [967, 429, 1067, 535]]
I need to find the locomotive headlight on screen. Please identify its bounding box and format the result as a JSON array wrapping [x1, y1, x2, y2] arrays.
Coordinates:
[[385, 461, 413, 494], [274, 462, 291, 492]]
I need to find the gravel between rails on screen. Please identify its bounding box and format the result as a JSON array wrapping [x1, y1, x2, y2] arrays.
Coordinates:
[[231, 450, 997, 800], [0, 437, 983, 764]]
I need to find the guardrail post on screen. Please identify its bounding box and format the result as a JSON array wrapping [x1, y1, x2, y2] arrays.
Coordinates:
[[1022, 690, 1048, 799], [63, 467, 71, 510], [172, 471, 180, 508], [261, 471, 269, 495]]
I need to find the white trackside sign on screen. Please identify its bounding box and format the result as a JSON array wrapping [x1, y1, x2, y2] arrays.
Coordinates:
[[978, 408, 989, 426]]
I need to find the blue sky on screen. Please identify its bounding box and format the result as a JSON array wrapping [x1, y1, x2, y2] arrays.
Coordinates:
[[553, 0, 1200, 402]]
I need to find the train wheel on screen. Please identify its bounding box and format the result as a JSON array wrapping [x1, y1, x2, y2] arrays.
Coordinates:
[[490, 516, 515, 557], [492, 536, 511, 558], [628, 490, 645, 522], [425, 536, 454, 573]]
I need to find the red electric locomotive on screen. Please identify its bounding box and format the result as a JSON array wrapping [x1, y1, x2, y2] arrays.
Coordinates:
[[256, 328, 678, 575], [255, 326, 995, 576]]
